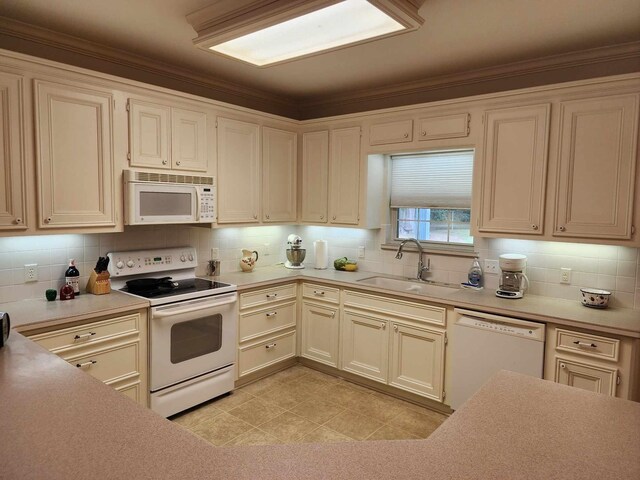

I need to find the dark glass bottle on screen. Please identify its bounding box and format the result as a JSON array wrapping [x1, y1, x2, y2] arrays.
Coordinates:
[[65, 259, 80, 296]]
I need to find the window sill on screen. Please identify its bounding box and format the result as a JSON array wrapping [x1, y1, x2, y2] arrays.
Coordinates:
[[380, 242, 477, 257]]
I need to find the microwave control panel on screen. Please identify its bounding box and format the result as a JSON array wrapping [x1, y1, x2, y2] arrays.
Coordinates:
[[199, 186, 216, 221]]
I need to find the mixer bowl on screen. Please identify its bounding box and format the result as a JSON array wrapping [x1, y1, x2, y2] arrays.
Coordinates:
[[286, 248, 306, 265]]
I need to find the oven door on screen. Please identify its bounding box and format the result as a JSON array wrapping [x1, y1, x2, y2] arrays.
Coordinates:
[[150, 293, 237, 391], [127, 182, 199, 225]]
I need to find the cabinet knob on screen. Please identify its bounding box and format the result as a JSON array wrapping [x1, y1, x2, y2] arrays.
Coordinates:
[[421, 131, 427, 136], [381, 322, 386, 330], [393, 324, 398, 331], [45, 217, 52, 223], [403, 132, 409, 138], [531, 224, 538, 230], [15, 218, 22, 224], [176, 161, 181, 166], [332, 215, 336, 221], [560, 362, 566, 369], [253, 214, 258, 219], [320, 215, 324, 220], [266, 214, 270, 219], [162, 160, 168, 165], [330, 312, 336, 318], [558, 226, 566, 232]]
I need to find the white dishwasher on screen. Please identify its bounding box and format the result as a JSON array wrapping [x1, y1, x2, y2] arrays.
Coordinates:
[[449, 308, 545, 410]]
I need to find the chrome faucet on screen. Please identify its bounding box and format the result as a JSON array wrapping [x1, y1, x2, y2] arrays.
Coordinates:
[[395, 238, 430, 281]]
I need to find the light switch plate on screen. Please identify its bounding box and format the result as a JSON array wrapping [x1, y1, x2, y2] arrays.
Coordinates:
[[484, 259, 499, 274], [210, 248, 219, 260], [357, 246, 365, 258]]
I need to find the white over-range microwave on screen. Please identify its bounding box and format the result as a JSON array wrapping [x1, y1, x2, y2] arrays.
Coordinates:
[[124, 169, 216, 225]]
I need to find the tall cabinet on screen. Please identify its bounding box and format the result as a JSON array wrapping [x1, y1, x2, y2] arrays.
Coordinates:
[[262, 126, 297, 222], [0, 71, 27, 230], [34, 80, 116, 228], [300, 130, 329, 223]]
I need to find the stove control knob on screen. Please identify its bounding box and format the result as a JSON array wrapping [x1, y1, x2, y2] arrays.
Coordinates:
[[188, 254, 194, 262], [180, 255, 186, 262], [126, 260, 135, 268], [116, 261, 124, 269]]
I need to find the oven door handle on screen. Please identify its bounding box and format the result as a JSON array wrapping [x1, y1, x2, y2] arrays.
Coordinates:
[[152, 296, 237, 319]]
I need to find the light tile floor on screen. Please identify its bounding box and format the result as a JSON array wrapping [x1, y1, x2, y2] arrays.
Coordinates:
[[171, 365, 448, 446]]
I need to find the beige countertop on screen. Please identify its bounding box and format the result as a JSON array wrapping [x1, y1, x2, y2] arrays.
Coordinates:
[[1, 333, 638, 479], [217, 265, 640, 337], [0, 290, 149, 332]]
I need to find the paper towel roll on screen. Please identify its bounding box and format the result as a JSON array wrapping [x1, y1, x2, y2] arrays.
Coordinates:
[[314, 240, 328, 270]]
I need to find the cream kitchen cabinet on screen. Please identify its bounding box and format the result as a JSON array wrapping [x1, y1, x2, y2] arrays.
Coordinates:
[[300, 283, 340, 368], [369, 119, 413, 146], [553, 94, 639, 240], [300, 130, 329, 223], [544, 324, 640, 400], [216, 117, 260, 223], [128, 99, 208, 172], [329, 126, 361, 225], [341, 289, 447, 401], [0, 71, 27, 231], [262, 126, 297, 222], [477, 104, 550, 235], [417, 113, 470, 142], [25, 309, 148, 407], [34, 79, 117, 229]]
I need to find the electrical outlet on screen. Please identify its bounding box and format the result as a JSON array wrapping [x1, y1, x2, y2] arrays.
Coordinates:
[[210, 248, 219, 260], [484, 259, 499, 274], [560, 267, 572, 284], [357, 246, 365, 258], [263, 243, 270, 255], [24, 264, 38, 283]]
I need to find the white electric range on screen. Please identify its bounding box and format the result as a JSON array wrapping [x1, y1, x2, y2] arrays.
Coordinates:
[[108, 247, 237, 417]]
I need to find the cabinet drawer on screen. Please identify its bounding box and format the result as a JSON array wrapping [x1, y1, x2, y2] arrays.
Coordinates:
[[240, 283, 297, 310], [239, 301, 296, 342], [238, 330, 296, 377], [344, 290, 446, 326], [369, 120, 413, 145], [556, 329, 619, 361], [28, 313, 141, 352], [417, 113, 469, 141], [110, 377, 143, 404], [302, 283, 340, 304], [62, 342, 140, 383]]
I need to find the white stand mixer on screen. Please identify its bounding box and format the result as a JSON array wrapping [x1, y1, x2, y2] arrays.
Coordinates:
[[285, 234, 306, 269]]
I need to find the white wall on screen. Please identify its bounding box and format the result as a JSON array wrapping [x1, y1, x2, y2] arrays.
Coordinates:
[[1, 225, 639, 310]]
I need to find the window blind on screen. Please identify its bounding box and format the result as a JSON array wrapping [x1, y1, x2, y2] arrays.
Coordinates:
[[390, 150, 474, 208]]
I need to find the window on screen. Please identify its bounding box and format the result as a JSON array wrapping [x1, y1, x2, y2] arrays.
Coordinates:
[[390, 150, 474, 246]]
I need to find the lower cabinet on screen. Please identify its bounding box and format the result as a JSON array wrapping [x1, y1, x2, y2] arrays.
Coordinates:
[[301, 301, 339, 368], [554, 358, 617, 396], [25, 309, 148, 407], [341, 290, 447, 402]]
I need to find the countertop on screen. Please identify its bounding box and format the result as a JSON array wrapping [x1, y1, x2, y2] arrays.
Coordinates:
[[1, 333, 638, 479], [216, 265, 640, 337]]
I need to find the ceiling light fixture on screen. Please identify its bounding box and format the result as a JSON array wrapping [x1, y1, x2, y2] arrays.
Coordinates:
[[187, 0, 425, 67]]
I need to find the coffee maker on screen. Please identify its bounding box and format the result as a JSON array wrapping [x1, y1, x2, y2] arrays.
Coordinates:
[[285, 234, 306, 269], [496, 254, 529, 299]]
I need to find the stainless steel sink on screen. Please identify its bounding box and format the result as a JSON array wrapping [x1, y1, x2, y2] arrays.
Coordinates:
[[357, 276, 460, 296]]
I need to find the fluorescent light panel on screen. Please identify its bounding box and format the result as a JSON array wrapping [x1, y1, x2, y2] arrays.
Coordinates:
[[209, 0, 405, 66]]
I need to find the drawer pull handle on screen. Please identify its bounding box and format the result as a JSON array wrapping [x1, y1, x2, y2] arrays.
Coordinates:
[[266, 293, 278, 299], [266, 312, 278, 318], [573, 341, 597, 348], [313, 290, 325, 295], [76, 360, 97, 368], [265, 343, 277, 350], [74, 332, 96, 340]]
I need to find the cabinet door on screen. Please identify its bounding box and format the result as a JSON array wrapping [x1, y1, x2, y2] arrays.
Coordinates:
[[301, 301, 339, 367], [0, 72, 27, 230], [554, 357, 617, 396], [301, 130, 329, 223], [478, 104, 550, 235], [35, 80, 116, 228], [329, 126, 361, 225], [369, 119, 412, 145], [389, 323, 445, 401], [172, 108, 207, 172], [128, 99, 170, 169], [341, 310, 388, 383], [216, 117, 260, 223], [554, 95, 639, 240], [262, 126, 297, 222]]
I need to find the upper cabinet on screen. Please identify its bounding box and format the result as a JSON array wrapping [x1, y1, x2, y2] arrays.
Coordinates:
[[262, 127, 297, 223], [369, 119, 413, 145], [35, 80, 117, 229], [301, 130, 329, 223], [553, 94, 639, 241], [128, 99, 207, 172], [0, 72, 27, 231], [216, 117, 260, 224], [478, 104, 550, 235], [329, 126, 361, 225]]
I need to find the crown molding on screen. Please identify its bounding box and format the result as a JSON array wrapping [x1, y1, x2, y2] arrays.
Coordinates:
[[0, 16, 298, 117], [298, 41, 640, 118]]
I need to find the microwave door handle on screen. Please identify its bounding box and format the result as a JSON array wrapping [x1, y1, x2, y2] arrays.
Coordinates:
[[153, 296, 237, 318], [195, 188, 202, 221]]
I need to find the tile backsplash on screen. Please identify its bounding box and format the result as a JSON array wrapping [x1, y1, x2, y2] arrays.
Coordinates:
[[1, 225, 639, 309]]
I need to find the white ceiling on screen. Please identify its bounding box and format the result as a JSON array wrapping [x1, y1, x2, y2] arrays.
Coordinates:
[[1, 0, 639, 112]]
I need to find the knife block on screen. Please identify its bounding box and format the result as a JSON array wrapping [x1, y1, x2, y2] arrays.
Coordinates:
[[86, 271, 111, 295]]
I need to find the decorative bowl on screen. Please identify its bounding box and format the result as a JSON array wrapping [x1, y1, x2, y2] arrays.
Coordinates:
[[580, 288, 611, 308]]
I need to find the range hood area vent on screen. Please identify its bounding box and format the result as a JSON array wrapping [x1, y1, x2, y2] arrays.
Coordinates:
[[124, 170, 215, 186]]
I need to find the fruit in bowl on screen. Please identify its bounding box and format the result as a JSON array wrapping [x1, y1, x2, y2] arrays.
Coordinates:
[[334, 257, 358, 271]]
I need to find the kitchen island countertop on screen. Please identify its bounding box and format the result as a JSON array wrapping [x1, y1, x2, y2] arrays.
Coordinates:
[[1, 332, 638, 479]]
